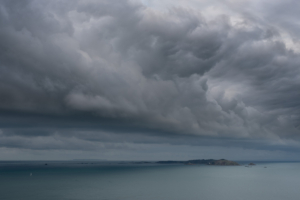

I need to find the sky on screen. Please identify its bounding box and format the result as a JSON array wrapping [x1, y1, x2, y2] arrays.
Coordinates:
[[0, 0, 300, 161]]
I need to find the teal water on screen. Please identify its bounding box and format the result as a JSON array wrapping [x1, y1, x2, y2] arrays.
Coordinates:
[[0, 161, 300, 200]]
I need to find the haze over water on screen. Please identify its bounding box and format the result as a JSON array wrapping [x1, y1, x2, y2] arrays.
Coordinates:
[[1, 161, 300, 200]]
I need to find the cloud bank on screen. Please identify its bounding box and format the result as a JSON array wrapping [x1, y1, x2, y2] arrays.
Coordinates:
[[0, 0, 300, 159]]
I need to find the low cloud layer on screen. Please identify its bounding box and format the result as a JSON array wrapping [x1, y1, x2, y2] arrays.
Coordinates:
[[0, 0, 300, 160]]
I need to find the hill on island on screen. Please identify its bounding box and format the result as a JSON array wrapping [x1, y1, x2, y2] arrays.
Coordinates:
[[156, 159, 239, 166]]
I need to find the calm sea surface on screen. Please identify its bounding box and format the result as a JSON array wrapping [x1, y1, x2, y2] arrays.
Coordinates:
[[0, 161, 299, 200]]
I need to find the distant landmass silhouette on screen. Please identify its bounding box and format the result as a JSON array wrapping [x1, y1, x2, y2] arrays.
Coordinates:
[[156, 159, 239, 166]]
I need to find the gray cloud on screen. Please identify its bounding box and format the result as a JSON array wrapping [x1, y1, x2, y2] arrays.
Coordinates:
[[0, 0, 300, 159]]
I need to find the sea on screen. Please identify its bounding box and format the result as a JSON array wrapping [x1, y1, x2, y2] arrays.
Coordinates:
[[0, 161, 299, 200]]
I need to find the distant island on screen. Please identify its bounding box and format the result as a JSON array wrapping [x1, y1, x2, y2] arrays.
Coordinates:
[[72, 159, 240, 166], [156, 159, 239, 166]]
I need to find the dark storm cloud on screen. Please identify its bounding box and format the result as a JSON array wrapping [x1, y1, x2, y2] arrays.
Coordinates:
[[0, 0, 300, 153]]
